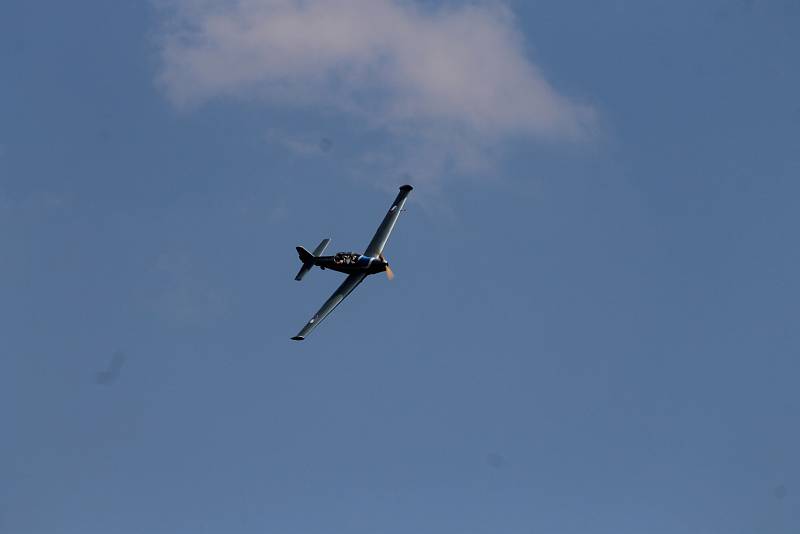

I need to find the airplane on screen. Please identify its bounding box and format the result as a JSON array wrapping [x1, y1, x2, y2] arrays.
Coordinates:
[[291, 184, 413, 340]]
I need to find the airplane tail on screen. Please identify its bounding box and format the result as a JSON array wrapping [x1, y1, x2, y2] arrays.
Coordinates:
[[294, 238, 330, 281]]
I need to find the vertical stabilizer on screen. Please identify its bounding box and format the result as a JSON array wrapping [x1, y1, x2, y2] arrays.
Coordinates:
[[294, 239, 330, 281]]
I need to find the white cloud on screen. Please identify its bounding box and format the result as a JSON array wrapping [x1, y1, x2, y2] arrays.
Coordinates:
[[155, 0, 594, 183]]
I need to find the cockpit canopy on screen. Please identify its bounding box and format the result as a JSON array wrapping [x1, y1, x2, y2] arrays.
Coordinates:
[[334, 252, 361, 265]]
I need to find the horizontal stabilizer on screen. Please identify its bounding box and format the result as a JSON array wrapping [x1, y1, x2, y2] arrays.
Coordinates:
[[294, 264, 312, 281], [313, 238, 331, 257]]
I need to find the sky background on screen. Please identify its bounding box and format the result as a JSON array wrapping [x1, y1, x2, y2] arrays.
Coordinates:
[[2, 1, 800, 533]]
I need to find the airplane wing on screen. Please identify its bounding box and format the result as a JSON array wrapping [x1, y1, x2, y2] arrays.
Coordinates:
[[363, 184, 413, 258], [291, 273, 367, 340]]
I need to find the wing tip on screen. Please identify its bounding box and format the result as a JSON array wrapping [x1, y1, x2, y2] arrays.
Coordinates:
[[399, 184, 413, 192], [291, 336, 305, 341]]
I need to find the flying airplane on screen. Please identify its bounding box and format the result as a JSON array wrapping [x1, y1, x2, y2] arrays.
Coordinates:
[[291, 184, 413, 340]]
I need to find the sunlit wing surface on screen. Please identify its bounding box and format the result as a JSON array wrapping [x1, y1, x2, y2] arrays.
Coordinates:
[[363, 185, 413, 258], [291, 273, 367, 340]]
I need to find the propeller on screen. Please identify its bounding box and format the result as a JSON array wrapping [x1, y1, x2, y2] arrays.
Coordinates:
[[379, 254, 394, 280]]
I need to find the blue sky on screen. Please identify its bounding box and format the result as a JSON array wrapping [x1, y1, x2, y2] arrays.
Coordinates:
[[2, 1, 799, 533]]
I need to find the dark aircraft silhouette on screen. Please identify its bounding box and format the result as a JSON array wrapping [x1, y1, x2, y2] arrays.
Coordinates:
[[291, 185, 413, 340]]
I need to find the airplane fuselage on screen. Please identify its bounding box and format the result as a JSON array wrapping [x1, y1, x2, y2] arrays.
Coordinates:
[[314, 253, 387, 275]]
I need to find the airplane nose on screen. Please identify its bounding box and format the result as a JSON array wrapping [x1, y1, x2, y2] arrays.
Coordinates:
[[372, 256, 388, 273]]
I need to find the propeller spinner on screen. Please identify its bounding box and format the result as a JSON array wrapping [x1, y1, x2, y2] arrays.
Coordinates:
[[379, 254, 394, 280]]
